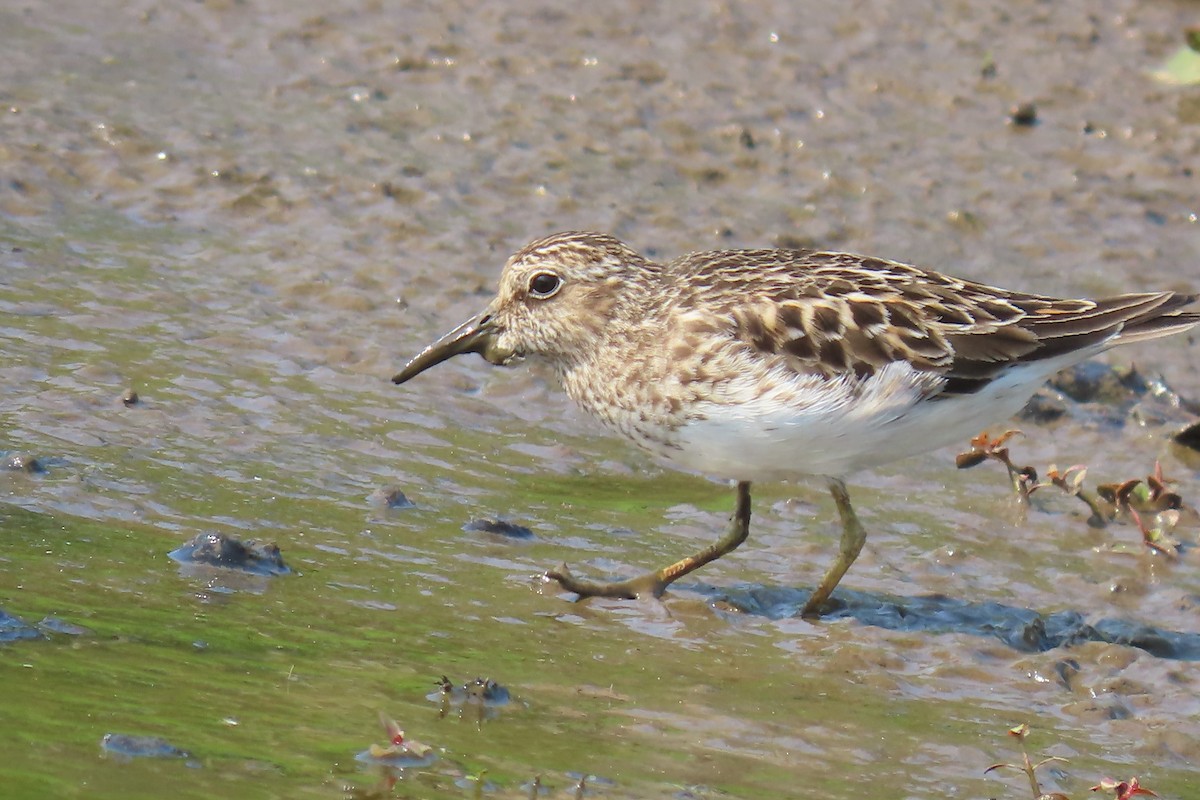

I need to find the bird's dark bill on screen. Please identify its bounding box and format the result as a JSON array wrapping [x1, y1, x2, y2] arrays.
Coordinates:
[[392, 312, 495, 384]]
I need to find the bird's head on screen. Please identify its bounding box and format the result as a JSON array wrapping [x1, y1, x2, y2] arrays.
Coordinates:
[[393, 231, 656, 384]]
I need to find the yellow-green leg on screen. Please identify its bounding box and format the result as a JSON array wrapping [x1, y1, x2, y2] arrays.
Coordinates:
[[544, 481, 752, 599], [800, 477, 868, 617]]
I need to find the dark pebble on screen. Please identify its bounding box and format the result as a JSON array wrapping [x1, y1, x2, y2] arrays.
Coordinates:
[[3, 453, 44, 473], [1017, 388, 1068, 423], [1018, 615, 1049, 651], [463, 518, 534, 539], [1054, 658, 1080, 691], [368, 487, 415, 509], [1173, 420, 1200, 452], [1009, 102, 1038, 126]]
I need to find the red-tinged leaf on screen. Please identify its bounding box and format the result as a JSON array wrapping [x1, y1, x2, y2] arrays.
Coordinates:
[[1116, 479, 1144, 505], [1151, 460, 1170, 488], [401, 738, 432, 758], [368, 742, 396, 759], [995, 429, 1024, 446], [1153, 492, 1183, 512], [1141, 520, 1181, 557], [1146, 476, 1165, 500], [378, 711, 404, 745], [1007, 723, 1031, 739], [1091, 777, 1159, 799]]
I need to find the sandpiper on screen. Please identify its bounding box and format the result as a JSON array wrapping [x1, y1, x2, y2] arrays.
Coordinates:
[[393, 231, 1197, 616]]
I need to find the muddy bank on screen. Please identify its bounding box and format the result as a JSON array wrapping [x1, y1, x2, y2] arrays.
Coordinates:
[[1, 2, 1198, 798]]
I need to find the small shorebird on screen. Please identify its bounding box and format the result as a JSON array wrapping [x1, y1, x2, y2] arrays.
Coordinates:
[[393, 232, 1197, 616]]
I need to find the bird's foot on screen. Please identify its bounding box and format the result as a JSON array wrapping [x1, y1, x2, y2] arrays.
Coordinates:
[[540, 563, 668, 600], [799, 592, 837, 619]]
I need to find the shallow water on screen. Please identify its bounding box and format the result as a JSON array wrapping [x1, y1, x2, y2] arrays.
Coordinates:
[[2, 2, 1199, 798]]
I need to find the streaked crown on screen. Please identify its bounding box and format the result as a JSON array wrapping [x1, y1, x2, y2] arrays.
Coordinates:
[[486, 231, 661, 365]]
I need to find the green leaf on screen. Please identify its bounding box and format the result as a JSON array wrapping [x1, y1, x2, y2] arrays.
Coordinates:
[[1153, 44, 1200, 86]]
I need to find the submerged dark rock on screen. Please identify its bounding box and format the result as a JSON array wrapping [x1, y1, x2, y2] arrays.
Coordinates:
[[1017, 387, 1068, 423], [367, 486, 415, 509], [168, 532, 290, 576], [463, 518, 534, 540], [1014, 361, 1200, 428], [1173, 419, 1200, 452], [711, 587, 1200, 660], [37, 617, 91, 636], [430, 675, 512, 706], [1049, 361, 1144, 405], [101, 734, 190, 759], [0, 609, 45, 643], [2, 453, 45, 473]]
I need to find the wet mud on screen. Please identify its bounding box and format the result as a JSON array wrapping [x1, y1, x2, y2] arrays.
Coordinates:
[[1, 2, 1198, 799]]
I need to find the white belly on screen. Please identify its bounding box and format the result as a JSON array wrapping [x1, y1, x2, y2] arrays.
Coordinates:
[[655, 359, 1070, 481]]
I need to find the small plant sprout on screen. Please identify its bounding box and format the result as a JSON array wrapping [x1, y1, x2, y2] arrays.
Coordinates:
[[463, 768, 489, 799], [984, 724, 1070, 800], [367, 712, 432, 760], [1089, 777, 1159, 800], [1026, 464, 1113, 527], [382, 713, 403, 746], [1096, 462, 1184, 556], [959, 433, 1193, 552], [957, 430, 1038, 512], [1041, 464, 1088, 496]]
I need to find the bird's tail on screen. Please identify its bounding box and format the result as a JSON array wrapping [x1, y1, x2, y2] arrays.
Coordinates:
[[1109, 292, 1200, 346]]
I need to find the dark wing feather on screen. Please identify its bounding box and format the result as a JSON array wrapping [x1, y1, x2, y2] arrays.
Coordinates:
[[670, 248, 1198, 396]]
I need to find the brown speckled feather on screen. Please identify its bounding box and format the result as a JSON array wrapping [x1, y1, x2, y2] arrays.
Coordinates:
[[667, 248, 1200, 397]]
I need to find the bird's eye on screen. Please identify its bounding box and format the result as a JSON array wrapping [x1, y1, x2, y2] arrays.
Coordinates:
[[528, 272, 562, 298]]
